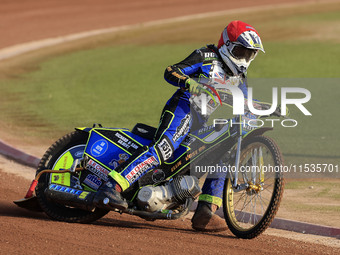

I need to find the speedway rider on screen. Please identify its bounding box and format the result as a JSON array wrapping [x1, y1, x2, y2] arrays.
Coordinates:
[[94, 20, 265, 232]]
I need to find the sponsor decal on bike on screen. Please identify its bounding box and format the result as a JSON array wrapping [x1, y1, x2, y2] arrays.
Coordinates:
[[136, 127, 148, 133], [90, 139, 108, 157], [171, 160, 182, 172], [108, 153, 129, 169], [51, 172, 68, 185], [197, 125, 214, 135], [115, 132, 139, 150], [74, 150, 84, 158], [181, 135, 196, 146], [86, 159, 109, 181], [125, 156, 159, 183], [185, 145, 206, 161], [173, 114, 191, 142], [241, 111, 258, 132], [49, 184, 90, 199], [83, 174, 102, 190], [157, 138, 173, 161]]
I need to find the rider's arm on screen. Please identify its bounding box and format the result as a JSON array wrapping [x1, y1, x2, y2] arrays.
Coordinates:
[[238, 75, 248, 98], [164, 49, 204, 88]]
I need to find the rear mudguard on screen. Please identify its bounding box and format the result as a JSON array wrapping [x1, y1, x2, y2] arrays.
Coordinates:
[[75, 126, 111, 133], [75, 127, 92, 133], [242, 127, 273, 143]]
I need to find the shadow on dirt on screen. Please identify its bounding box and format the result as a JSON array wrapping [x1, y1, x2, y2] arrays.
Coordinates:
[[0, 201, 48, 220], [94, 216, 236, 239], [0, 199, 235, 239]]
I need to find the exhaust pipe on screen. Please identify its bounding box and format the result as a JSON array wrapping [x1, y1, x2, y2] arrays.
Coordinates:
[[44, 184, 96, 212]]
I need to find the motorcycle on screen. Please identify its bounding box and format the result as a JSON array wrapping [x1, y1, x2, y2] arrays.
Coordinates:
[[14, 82, 285, 239]]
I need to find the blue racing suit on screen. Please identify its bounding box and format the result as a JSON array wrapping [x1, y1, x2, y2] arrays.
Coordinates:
[[109, 44, 248, 208]]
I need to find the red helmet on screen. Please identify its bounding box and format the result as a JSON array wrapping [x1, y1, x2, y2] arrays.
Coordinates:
[[218, 20, 265, 75]]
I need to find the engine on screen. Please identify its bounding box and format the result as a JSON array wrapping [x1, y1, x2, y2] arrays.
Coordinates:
[[136, 176, 201, 212]]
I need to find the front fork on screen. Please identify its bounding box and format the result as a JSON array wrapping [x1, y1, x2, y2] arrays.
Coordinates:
[[231, 129, 264, 193], [230, 116, 258, 193], [232, 133, 251, 192], [233, 134, 242, 189]]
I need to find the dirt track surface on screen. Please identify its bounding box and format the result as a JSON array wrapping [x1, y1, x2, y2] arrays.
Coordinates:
[[0, 0, 321, 49], [1, 170, 339, 255], [1, 0, 340, 254]]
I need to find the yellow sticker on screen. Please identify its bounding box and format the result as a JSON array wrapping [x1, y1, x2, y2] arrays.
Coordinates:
[[51, 151, 74, 186], [78, 191, 90, 199]]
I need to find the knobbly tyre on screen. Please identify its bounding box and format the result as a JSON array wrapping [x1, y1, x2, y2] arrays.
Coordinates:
[[14, 82, 285, 239]]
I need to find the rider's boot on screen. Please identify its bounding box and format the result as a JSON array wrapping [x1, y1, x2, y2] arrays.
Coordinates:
[[93, 177, 128, 211], [191, 201, 228, 232]]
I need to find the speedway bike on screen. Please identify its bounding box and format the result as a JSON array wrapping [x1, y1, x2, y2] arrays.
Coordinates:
[[14, 83, 285, 239]]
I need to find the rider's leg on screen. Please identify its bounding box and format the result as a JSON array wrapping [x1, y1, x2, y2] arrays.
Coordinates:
[[94, 90, 192, 210], [191, 171, 228, 232]]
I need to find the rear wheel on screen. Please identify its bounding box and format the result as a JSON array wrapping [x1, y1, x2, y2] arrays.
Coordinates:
[[223, 135, 284, 239], [35, 131, 109, 223]]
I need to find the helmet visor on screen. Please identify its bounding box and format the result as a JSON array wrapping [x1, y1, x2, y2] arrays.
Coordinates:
[[231, 45, 258, 62]]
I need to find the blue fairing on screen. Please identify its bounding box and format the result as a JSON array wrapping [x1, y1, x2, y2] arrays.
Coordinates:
[[84, 129, 151, 171], [84, 128, 189, 172]]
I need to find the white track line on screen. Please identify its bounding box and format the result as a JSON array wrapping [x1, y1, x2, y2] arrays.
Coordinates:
[[0, 0, 337, 61], [0, 139, 40, 168]]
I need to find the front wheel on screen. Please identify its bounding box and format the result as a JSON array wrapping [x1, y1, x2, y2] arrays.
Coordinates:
[[223, 135, 284, 239], [35, 131, 109, 223]]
